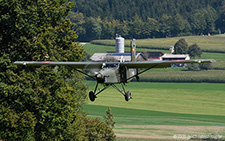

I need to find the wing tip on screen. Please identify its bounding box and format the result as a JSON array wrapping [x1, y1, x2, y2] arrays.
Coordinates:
[[14, 61, 26, 65], [210, 59, 216, 63]]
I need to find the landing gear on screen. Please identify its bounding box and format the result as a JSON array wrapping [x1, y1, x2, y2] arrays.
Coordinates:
[[125, 91, 131, 101], [89, 91, 96, 102], [112, 83, 132, 102], [88, 83, 111, 102], [88, 83, 132, 102]]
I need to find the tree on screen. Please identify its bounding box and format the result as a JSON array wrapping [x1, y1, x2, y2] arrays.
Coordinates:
[[0, 0, 115, 140], [171, 14, 191, 36], [188, 44, 202, 58], [84, 116, 116, 140], [115, 20, 129, 38], [100, 18, 116, 39], [104, 107, 115, 129], [216, 5, 225, 33], [159, 14, 173, 37], [129, 14, 145, 39], [174, 39, 188, 54], [189, 10, 207, 35], [85, 17, 102, 41], [67, 12, 87, 41], [203, 6, 218, 34], [103, 107, 116, 140], [143, 17, 160, 38], [199, 63, 212, 70]]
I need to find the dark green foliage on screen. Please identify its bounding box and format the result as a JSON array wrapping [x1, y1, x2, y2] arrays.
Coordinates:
[[0, 0, 115, 140], [84, 17, 102, 41], [71, 0, 223, 21], [68, 0, 225, 41], [186, 63, 212, 71], [104, 107, 115, 129], [189, 6, 218, 35], [199, 63, 213, 70], [174, 39, 188, 54], [188, 44, 202, 58], [186, 64, 200, 71], [216, 4, 225, 33], [84, 116, 116, 140], [65, 113, 116, 140]]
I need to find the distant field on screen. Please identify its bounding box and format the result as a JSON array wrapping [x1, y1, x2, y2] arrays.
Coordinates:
[[90, 34, 225, 53], [83, 81, 225, 139], [83, 42, 225, 82], [139, 69, 225, 83]]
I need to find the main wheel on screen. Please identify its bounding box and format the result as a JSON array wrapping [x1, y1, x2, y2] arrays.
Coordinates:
[[89, 91, 96, 102], [125, 91, 131, 101]]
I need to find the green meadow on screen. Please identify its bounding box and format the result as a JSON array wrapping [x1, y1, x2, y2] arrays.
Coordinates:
[[84, 81, 225, 117], [83, 35, 225, 139], [83, 81, 225, 139]]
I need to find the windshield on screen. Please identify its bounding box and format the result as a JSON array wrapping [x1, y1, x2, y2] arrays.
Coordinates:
[[102, 63, 119, 69]]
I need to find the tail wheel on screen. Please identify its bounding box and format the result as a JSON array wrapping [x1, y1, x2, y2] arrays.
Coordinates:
[[125, 91, 131, 101], [89, 91, 96, 102]]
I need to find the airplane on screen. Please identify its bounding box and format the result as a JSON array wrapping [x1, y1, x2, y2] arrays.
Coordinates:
[[14, 41, 215, 102]]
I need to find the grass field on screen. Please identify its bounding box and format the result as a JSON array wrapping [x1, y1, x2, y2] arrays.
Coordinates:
[[83, 35, 225, 139], [140, 69, 225, 83], [83, 81, 225, 139]]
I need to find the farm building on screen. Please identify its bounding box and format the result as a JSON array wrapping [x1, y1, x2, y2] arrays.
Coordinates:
[[90, 35, 190, 65], [162, 54, 190, 61], [90, 52, 144, 62], [90, 52, 190, 62]]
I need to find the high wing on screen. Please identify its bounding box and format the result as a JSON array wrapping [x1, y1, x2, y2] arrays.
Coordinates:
[[14, 59, 215, 69], [14, 61, 103, 69], [120, 59, 215, 68]]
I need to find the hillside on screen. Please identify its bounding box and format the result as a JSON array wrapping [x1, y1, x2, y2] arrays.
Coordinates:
[[69, 0, 225, 41], [71, 0, 223, 20]]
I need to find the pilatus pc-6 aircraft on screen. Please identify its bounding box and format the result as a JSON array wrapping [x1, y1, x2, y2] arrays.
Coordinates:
[[14, 40, 215, 102]]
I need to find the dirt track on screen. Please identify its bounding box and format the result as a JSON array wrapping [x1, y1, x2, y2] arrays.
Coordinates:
[[115, 125, 225, 140]]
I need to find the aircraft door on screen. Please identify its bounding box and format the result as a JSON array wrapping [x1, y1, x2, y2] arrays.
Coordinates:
[[119, 66, 127, 83]]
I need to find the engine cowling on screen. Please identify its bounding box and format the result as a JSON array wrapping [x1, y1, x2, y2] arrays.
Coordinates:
[[95, 73, 105, 83]]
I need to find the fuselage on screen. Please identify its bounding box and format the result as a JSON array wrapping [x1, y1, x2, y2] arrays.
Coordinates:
[[95, 62, 135, 84]]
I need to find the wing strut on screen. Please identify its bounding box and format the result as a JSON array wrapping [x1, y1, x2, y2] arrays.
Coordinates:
[[126, 64, 158, 81], [74, 68, 96, 80]]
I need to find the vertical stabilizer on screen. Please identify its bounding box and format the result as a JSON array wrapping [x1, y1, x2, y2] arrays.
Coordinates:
[[131, 39, 136, 62], [130, 39, 139, 81]]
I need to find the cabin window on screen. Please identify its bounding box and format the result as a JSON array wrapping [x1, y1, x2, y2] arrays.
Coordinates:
[[102, 63, 119, 68]]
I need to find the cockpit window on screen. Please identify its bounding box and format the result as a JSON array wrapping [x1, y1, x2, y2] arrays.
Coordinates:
[[102, 63, 119, 68]]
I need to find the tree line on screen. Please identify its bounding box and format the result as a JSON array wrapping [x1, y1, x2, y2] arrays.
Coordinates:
[[69, 0, 225, 41]]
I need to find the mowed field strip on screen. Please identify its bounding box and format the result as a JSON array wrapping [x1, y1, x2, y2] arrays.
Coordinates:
[[83, 81, 225, 139], [83, 35, 225, 139]]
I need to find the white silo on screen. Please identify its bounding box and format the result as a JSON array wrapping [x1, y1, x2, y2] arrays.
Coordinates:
[[115, 34, 124, 53]]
